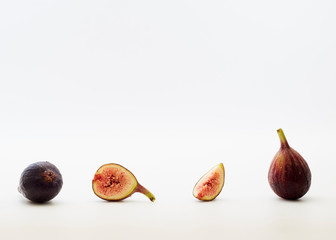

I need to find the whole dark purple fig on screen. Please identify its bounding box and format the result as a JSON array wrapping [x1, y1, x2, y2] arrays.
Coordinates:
[[18, 161, 63, 203], [268, 129, 311, 200]]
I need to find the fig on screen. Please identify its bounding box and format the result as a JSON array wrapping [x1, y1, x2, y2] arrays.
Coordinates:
[[192, 163, 225, 201], [18, 161, 63, 203], [268, 128, 312, 200], [92, 163, 155, 202]]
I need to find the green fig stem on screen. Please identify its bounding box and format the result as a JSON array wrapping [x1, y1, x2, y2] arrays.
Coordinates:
[[136, 184, 156, 202], [277, 128, 289, 148]]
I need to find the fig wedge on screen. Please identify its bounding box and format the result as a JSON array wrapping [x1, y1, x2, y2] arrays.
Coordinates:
[[193, 163, 225, 201], [92, 163, 155, 202]]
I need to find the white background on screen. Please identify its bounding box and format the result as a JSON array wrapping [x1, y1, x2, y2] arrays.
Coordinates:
[[0, 0, 336, 239]]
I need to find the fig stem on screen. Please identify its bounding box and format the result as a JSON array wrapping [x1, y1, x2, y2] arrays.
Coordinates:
[[136, 184, 155, 202], [277, 128, 289, 148]]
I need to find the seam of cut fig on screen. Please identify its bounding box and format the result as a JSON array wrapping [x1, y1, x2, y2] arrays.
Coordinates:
[[192, 163, 225, 201]]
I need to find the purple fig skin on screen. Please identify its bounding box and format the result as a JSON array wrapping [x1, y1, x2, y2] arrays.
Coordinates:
[[268, 129, 312, 200]]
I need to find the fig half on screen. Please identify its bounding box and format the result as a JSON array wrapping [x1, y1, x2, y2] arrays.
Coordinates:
[[92, 163, 155, 202], [193, 163, 225, 201], [18, 161, 63, 203]]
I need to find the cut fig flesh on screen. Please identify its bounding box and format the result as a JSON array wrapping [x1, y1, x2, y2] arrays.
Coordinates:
[[192, 163, 225, 201], [92, 163, 155, 202]]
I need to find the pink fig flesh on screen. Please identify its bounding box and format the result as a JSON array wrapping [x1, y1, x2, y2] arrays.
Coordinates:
[[193, 163, 225, 201], [92, 163, 155, 202], [268, 129, 311, 200]]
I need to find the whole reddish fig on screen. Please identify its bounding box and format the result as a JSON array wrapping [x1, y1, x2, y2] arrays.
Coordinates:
[[268, 129, 311, 200]]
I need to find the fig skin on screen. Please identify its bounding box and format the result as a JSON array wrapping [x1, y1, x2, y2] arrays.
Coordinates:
[[18, 161, 63, 203], [268, 129, 311, 200], [92, 163, 155, 202]]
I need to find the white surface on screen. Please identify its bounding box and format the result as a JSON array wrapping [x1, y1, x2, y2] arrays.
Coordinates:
[[0, 0, 336, 239]]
